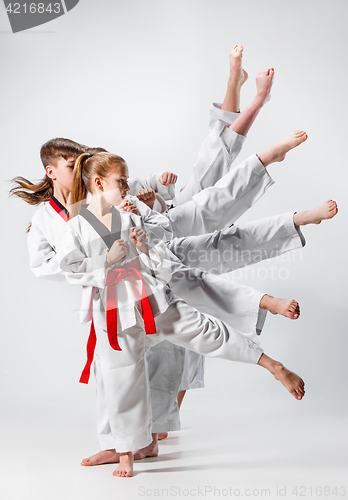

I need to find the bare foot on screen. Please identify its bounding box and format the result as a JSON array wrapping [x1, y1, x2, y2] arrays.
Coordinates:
[[158, 432, 168, 440], [258, 355, 305, 400], [113, 452, 133, 477], [294, 200, 338, 226], [256, 67, 275, 106], [133, 433, 158, 460], [81, 449, 120, 466], [258, 130, 308, 167], [229, 44, 248, 87], [260, 295, 300, 320], [273, 362, 305, 400]]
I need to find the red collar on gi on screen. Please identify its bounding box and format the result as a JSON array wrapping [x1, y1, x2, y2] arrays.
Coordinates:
[[49, 196, 69, 222], [79, 261, 157, 385]]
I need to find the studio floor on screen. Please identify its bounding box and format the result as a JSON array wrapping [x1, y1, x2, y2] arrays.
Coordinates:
[[1, 358, 347, 500]]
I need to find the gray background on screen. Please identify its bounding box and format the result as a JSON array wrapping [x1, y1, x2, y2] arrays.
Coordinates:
[[1, 0, 347, 498]]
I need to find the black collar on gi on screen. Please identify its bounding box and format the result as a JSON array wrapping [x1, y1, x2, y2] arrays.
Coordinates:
[[79, 205, 122, 250]]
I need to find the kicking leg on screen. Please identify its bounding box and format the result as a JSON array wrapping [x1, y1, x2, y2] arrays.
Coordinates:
[[174, 47, 249, 205], [260, 295, 300, 320], [169, 130, 308, 237], [229, 67, 274, 137], [169, 212, 305, 273], [293, 200, 338, 226], [152, 299, 305, 400], [168, 257, 298, 336], [258, 354, 305, 400], [221, 44, 248, 113], [258, 130, 308, 167]]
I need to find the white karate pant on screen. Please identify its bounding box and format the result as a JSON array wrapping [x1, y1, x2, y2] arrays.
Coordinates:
[[169, 212, 306, 274], [169, 155, 274, 238], [178, 350, 205, 391], [148, 213, 305, 417], [174, 119, 245, 206], [93, 296, 263, 453]]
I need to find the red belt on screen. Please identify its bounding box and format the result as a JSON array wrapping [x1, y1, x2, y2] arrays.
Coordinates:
[[79, 264, 156, 384]]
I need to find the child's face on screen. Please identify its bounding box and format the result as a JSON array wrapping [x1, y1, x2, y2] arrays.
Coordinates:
[[101, 163, 130, 206], [46, 156, 76, 193]]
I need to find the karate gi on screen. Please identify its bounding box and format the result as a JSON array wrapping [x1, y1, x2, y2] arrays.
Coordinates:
[[132, 196, 306, 394], [60, 207, 264, 453], [128, 103, 244, 211], [124, 105, 301, 404], [27, 196, 185, 433]]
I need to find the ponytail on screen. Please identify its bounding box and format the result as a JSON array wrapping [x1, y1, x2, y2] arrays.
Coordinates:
[[9, 175, 53, 206], [70, 151, 127, 218], [69, 153, 90, 218]]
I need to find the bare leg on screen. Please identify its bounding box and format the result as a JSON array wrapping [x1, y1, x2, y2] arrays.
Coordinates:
[[258, 354, 305, 400], [294, 200, 338, 226], [221, 45, 248, 113], [81, 449, 120, 466], [258, 130, 308, 167], [260, 295, 300, 320], [229, 68, 275, 137], [112, 452, 133, 477], [133, 433, 159, 460], [177, 389, 186, 409]]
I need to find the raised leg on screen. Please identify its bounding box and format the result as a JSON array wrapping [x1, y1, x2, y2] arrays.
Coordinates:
[[293, 200, 338, 226], [151, 299, 304, 400], [169, 211, 305, 272], [258, 354, 305, 400], [229, 67, 274, 137], [221, 44, 248, 113], [174, 47, 249, 206], [258, 130, 308, 167]]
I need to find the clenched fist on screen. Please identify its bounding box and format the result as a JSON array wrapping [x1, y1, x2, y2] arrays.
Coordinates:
[[119, 199, 139, 215], [130, 227, 148, 255], [159, 171, 178, 186], [136, 187, 156, 209], [106, 239, 128, 266]]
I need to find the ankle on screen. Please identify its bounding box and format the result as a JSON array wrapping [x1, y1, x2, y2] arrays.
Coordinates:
[[259, 294, 273, 310]]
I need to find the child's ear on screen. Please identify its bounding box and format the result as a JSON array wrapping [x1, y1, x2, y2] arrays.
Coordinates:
[[94, 176, 103, 191], [46, 165, 55, 180]]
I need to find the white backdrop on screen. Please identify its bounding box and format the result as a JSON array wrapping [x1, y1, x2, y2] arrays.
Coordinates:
[[1, 0, 347, 497]]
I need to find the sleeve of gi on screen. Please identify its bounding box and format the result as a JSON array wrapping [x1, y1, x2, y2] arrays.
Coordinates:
[[27, 216, 66, 281], [128, 172, 176, 202], [59, 223, 108, 289]]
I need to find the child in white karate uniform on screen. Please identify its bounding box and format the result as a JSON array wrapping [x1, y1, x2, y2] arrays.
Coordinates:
[[60, 151, 308, 477]]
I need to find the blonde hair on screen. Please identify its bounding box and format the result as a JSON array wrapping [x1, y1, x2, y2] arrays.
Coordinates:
[[70, 152, 127, 217]]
